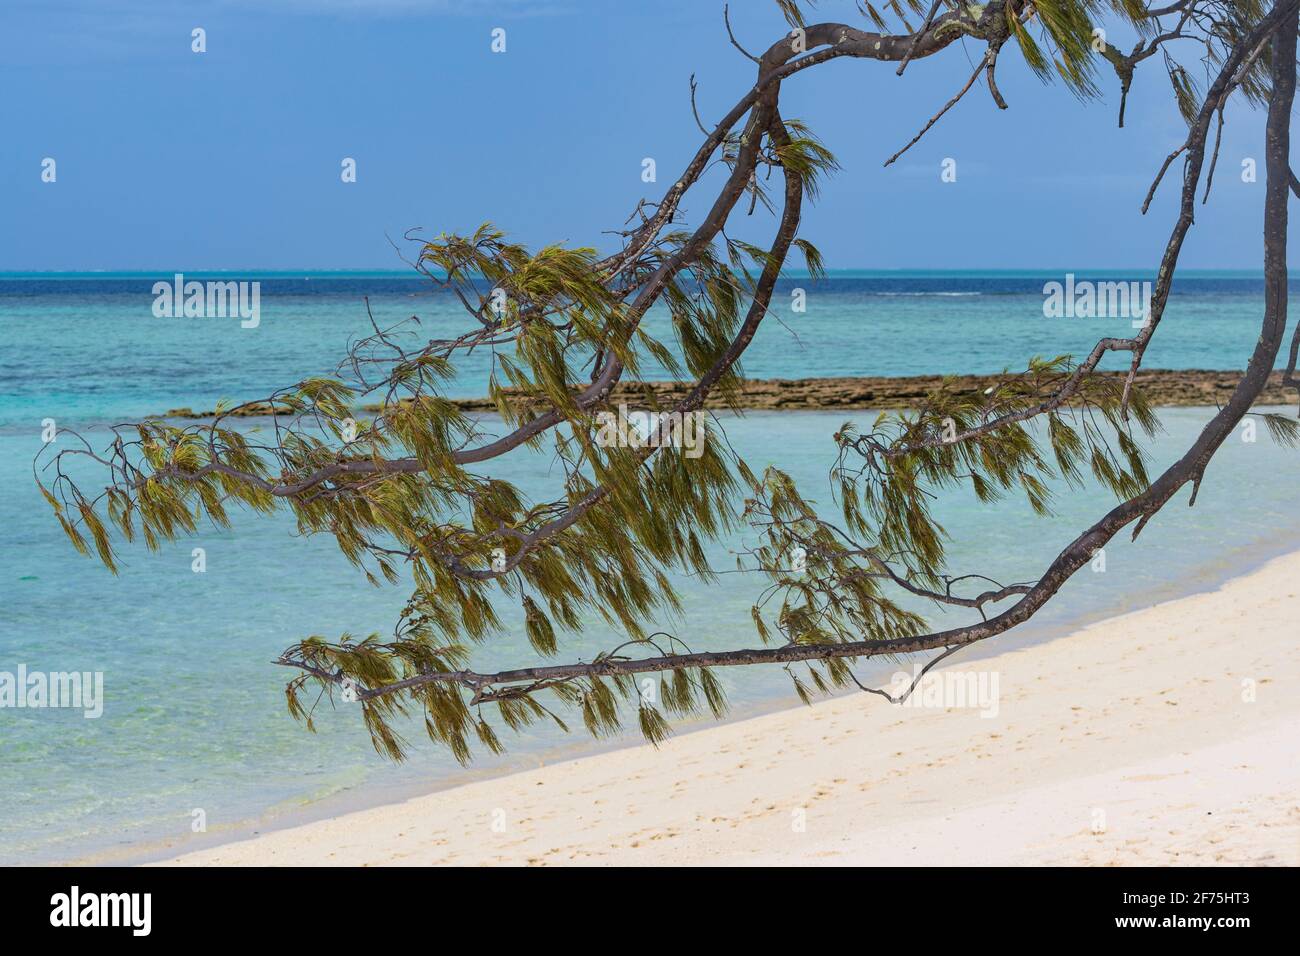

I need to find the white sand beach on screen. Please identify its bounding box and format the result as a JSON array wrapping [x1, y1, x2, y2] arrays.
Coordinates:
[[160, 551, 1300, 867]]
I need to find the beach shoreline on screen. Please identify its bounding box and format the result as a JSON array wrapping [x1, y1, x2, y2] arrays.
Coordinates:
[[147, 548, 1300, 867], [28, 402, 1298, 869]]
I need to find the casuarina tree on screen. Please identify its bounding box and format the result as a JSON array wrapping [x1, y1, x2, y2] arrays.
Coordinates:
[[39, 0, 1300, 761]]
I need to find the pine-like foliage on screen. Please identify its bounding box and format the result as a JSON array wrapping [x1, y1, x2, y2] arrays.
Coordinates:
[[36, 1, 1293, 760]]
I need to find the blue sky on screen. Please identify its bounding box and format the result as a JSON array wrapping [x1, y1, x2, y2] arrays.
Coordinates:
[[1, 0, 1293, 270]]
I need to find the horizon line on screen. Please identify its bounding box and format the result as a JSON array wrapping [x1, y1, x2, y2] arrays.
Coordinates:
[[0, 267, 1285, 279]]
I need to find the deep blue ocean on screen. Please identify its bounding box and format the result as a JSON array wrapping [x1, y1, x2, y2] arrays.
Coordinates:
[[2, 271, 1297, 864]]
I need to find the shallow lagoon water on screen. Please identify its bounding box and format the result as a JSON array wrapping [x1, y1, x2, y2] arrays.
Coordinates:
[[1, 273, 1296, 863]]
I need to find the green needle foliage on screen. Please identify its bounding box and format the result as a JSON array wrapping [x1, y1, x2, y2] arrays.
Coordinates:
[[36, 0, 1293, 762]]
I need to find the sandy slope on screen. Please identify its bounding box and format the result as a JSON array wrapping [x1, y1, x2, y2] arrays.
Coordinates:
[[161, 551, 1300, 866]]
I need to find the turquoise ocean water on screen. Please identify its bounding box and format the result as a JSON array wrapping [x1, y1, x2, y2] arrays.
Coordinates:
[[1, 271, 1297, 864]]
